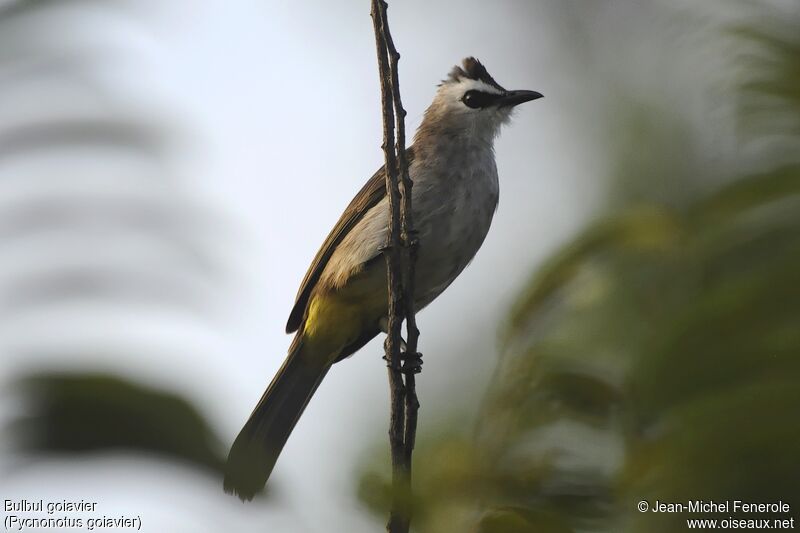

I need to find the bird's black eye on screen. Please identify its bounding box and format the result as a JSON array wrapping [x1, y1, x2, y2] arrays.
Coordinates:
[[462, 90, 495, 109]]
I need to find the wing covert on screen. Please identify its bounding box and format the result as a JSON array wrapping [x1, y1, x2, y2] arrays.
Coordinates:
[[285, 147, 414, 333]]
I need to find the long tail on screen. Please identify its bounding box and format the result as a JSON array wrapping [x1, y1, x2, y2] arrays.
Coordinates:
[[224, 336, 330, 500]]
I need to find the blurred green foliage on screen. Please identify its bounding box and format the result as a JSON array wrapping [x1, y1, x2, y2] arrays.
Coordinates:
[[1, 0, 232, 485], [9, 373, 225, 475], [732, 9, 800, 139], [1, 0, 228, 484], [358, 4, 800, 532]]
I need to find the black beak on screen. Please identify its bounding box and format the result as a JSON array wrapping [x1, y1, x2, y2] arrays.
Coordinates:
[[498, 89, 543, 107]]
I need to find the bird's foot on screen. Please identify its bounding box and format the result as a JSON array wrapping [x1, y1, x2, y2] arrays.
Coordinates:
[[380, 351, 422, 374], [383, 336, 410, 368], [400, 351, 423, 374]]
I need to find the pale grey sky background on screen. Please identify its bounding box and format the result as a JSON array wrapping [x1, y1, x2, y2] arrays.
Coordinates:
[[0, 0, 746, 531]]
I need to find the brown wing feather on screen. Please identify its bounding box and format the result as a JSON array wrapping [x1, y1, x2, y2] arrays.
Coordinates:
[[285, 147, 414, 333]]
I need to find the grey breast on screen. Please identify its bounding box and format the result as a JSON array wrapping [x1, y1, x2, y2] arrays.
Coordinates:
[[410, 143, 499, 310]]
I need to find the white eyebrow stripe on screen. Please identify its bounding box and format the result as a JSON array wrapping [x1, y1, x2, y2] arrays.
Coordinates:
[[459, 79, 504, 95]]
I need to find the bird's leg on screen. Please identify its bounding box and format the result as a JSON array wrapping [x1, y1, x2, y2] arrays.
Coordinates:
[[379, 317, 412, 367], [400, 350, 423, 375], [382, 338, 422, 374], [379, 317, 406, 348], [379, 317, 422, 373], [381, 335, 407, 357]]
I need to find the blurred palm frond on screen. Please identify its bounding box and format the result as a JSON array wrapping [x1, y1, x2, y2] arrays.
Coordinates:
[[0, 0, 232, 494], [8, 372, 225, 474], [731, 8, 800, 139]]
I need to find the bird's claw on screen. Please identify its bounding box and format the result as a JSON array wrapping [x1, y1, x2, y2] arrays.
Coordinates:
[[381, 351, 423, 374], [401, 351, 423, 374]]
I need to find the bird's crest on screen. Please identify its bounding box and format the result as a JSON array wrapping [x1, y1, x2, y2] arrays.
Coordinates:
[[444, 57, 506, 92]]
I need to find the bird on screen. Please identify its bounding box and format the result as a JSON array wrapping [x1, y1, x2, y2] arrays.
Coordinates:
[[224, 57, 542, 500]]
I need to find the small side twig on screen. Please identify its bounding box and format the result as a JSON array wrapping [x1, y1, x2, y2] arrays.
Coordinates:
[[369, 1, 420, 532]]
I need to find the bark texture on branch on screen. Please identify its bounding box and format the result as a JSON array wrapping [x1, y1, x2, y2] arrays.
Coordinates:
[[369, 1, 420, 532]]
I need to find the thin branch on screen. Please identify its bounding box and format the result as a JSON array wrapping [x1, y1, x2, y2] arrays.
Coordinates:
[[378, 0, 421, 481], [370, 1, 419, 532]]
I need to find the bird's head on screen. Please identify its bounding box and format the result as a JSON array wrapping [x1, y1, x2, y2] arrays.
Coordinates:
[[419, 57, 542, 144]]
